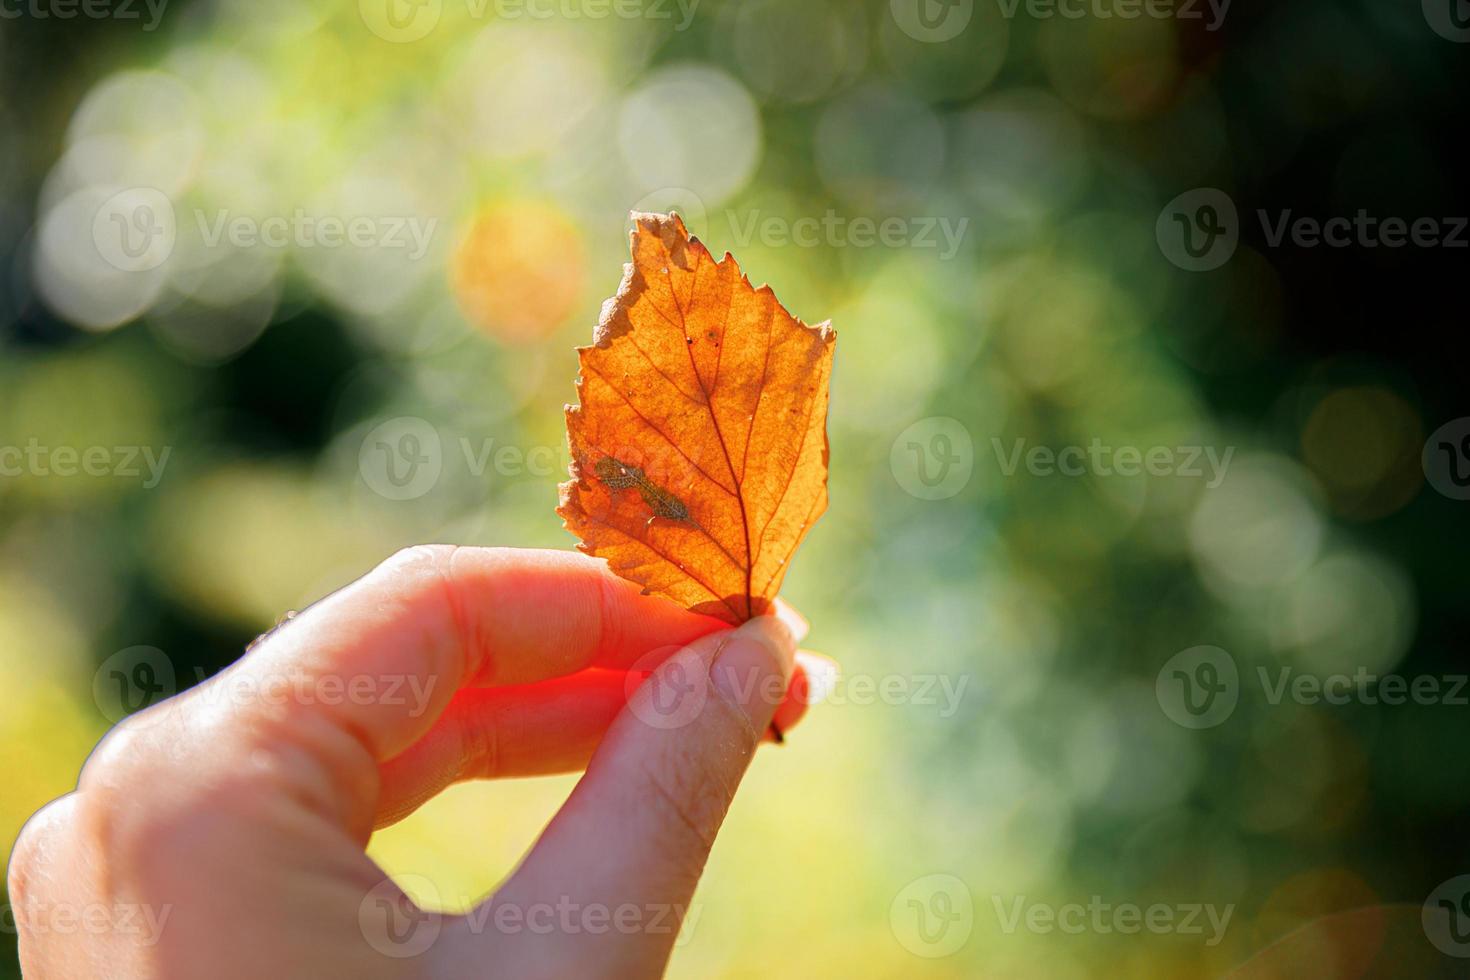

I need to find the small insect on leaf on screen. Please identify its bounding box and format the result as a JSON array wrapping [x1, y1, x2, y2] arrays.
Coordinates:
[[593, 455, 694, 525], [557, 212, 836, 625], [593, 456, 642, 491], [636, 480, 691, 523]]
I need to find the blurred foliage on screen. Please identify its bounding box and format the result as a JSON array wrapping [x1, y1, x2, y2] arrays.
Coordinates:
[[3, 0, 1470, 976]]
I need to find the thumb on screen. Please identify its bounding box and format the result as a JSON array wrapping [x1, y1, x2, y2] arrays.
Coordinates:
[[436, 615, 796, 978]]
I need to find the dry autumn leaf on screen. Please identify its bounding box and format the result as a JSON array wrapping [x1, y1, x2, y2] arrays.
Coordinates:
[[558, 212, 836, 625]]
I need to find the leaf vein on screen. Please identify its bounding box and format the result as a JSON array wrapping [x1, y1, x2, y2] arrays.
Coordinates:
[[583, 363, 738, 498]]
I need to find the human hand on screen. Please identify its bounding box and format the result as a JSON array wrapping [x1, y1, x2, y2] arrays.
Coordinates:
[[7, 546, 824, 979]]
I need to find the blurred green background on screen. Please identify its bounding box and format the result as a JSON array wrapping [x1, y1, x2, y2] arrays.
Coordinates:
[[3, 0, 1469, 976]]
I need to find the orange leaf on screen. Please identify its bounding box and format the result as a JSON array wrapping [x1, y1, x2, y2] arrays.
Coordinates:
[[558, 212, 836, 625]]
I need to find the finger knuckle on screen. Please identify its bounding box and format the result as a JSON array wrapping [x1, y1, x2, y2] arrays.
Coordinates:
[[639, 743, 733, 857], [7, 794, 79, 909], [380, 542, 458, 575]]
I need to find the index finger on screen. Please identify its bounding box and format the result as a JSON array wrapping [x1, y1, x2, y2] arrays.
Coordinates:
[[228, 545, 727, 763]]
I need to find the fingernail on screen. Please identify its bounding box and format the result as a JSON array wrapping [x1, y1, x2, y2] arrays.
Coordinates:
[[773, 599, 810, 645], [795, 651, 840, 705], [709, 617, 796, 730]]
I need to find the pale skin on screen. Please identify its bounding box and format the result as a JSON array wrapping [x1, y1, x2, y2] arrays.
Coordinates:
[[7, 546, 828, 979]]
